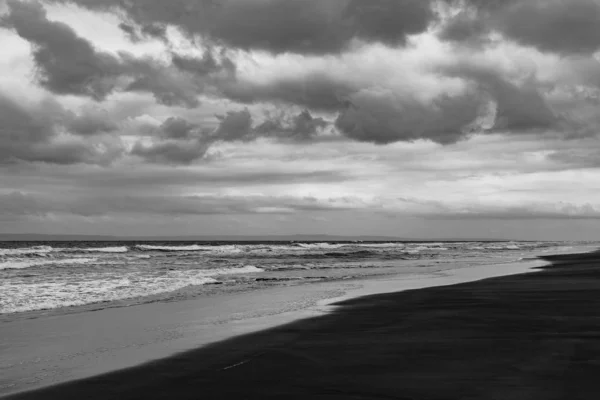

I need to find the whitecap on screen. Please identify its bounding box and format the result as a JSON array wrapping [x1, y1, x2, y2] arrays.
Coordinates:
[[0, 246, 54, 256], [80, 246, 129, 253], [296, 243, 345, 250], [0, 265, 262, 313], [0, 257, 97, 270], [136, 244, 243, 254]]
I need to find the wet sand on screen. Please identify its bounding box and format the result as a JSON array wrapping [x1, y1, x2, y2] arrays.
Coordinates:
[[0, 258, 547, 397], [3, 250, 584, 399]]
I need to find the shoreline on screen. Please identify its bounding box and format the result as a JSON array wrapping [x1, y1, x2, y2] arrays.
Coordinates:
[[0, 253, 559, 398], [7, 249, 600, 399], [0, 255, 531, 323]]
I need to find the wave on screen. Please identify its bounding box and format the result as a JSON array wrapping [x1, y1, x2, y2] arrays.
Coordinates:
[[203, 265, 264, 276], [1, 264, 263, 314], [0, 257, 97, 270], [79, 246, 129, 253], [294, 243, 346, 250], [0, 246, 54, 256], [354, 243, 405, 249], [135, 244, 238, 252], [136, 244, 207, 251]]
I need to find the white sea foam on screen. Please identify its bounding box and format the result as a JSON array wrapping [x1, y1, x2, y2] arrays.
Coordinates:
[[355, 243, 406, 249], [0, 258, 97, 270], [136, 244, 244, 254], [204, 265, 264, 275], [80, 246, 129, 253], [296, 243, 345, 250], [0, 265, 263, 313], [136, 244, 207, 251], [0, 246, 54, 256]]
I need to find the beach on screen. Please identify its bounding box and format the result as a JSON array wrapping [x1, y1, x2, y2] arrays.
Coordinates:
[[1, 244, 593, 398]]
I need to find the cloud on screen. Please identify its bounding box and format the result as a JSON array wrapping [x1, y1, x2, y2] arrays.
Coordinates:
[[1, 191, 357, 218], [131, 140, 210, 165], [426, 202, 600, 220], [171, 51, 235, 76], [258, 109, 329, 141], [438, 11, 489, 47], [52, 0, 436, 55], [497, 0, 600, 56], [2, 0, 123, 100], [333, 61, 561, 145], [222, 71, 356, 111], [130, 108, 332, 164], [159, 116, 201, 140], [66, 106, 119, 136], [0, 93, 122, 165], [212, 109, 253, 141], [444, 64, 559, 132], [0, 191, 45, 216], [130, 109, 252, 165], [335, 89, 482, 144], [443, 0, 600, 56], [1, 1, 226, 108]]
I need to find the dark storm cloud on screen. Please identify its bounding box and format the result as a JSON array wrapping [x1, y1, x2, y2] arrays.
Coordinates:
[[335, 91, 482, 145], [0, 93, 122, 165], [445, 65, 559, 132], [442, 0, 600, 56], [334, 64, 559, 145], [2, 0, 123, 100], [51, 0, 436, 55], [1, 1, 223, 108]]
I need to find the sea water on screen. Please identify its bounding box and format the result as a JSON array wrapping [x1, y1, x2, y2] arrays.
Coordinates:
[[0, 240, 587, 316]]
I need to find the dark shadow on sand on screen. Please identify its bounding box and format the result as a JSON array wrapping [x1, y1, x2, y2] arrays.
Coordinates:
[[6, 251, 600, 399]]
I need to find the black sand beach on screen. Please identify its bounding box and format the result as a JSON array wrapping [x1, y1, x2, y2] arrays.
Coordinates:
[[6, 251, 600, 399]]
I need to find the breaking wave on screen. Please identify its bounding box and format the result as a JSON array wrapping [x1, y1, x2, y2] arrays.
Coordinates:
[[1, 264, 264, 314], [0, 258, 98, 270], [78, 246, 129, 253], [0, 246, 54, 256]]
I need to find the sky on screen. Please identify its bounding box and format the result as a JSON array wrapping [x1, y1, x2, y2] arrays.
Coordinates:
[[2, 0, 600, 240]]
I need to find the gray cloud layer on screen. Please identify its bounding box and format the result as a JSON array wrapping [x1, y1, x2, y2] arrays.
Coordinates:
[[1, 191, 354, 217]]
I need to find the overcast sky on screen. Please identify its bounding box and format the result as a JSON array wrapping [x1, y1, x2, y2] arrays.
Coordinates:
[[2, 0, 600, 240]]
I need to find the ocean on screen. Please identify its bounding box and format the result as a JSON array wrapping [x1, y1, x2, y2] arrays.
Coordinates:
[[0, 240, 588, 318]]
